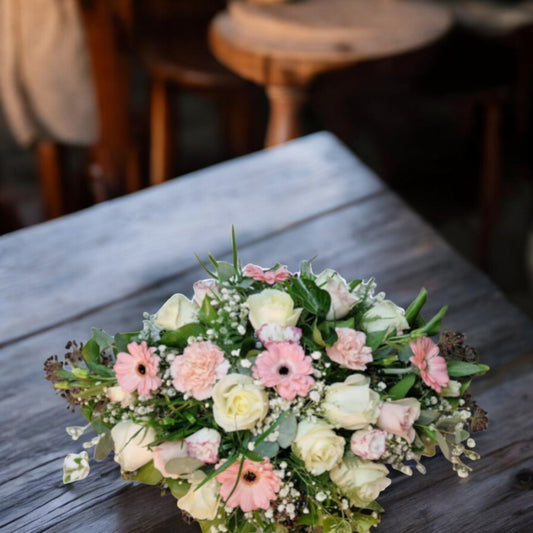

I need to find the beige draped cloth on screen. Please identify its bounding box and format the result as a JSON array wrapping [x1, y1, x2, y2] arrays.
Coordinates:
[[0, 0, 98, 146]]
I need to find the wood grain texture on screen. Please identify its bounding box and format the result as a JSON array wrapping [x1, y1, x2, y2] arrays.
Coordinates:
[[1, 133, 532, 532]]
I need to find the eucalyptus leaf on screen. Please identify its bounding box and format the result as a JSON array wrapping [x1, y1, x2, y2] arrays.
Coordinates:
[[435, 430, 452, 461], [167, 478, 191, 499], [94, 432, 114, 461], [253, 441, 279, 458], [277, 413, 297, 448], [398, 343, 414, 363], [132, 461, 163, 485], [417, 409, 440, 425], [217, 261, 237, 282], [91, 328, 114, 351], [114, 332, 138, 354]]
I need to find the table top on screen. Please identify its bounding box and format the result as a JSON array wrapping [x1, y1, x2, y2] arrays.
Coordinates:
[[1, 132, 533, 532], [210, 0, 451, 85]]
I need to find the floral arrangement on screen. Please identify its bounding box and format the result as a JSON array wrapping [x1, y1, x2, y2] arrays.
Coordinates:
[[45, 233, 489, 533]]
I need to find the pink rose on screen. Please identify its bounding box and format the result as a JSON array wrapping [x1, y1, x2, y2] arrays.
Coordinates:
[[193, 279, 220, 306], [350, 428, 387, 460], [243, 264, 292, 284], [377, 398, 421, 443], [171, 341, 229, 400], [326, 328, 373, 371]]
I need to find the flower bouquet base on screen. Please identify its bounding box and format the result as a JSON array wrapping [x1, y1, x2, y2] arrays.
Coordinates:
[[46, 232, 488, 532]]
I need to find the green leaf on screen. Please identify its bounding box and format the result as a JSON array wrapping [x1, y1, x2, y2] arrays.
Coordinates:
[[349, 279, 362, 290], [299, 258, 316, 279], [231, 225, 239, 269], [418, 305, 448, 337], [90, 414, 110, 435], [81, 404, 94, 422], [82, 338, 100, 366], [312, 321, 326, 347], [365, 330, 387, 351], [217, 261, 237, 282], [114, 332, 138, 354], [288, 277, 331, 317], [131, 461, 163, 485], [94, 432, 114, 461], [166, 478, 191, 499], [160, 323, 204, 349], [388, 373, 416, 400], [447, 361, 489, 377], [91, 328, 114, 351], [398, 344, 414, 363], [335, 317, 355, 329], [318, 321, 338, 347], [323, 516, 352, 533], [350, 513, 381, 533], [199, 295, 218, 323], [405, 288, 427, 326]]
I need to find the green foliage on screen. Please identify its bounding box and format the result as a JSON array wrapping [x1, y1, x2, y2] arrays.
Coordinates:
[[447, 361, 489, 377], [160, 323, 205, 349], [405, 288, 427, 326], [113, 332, 138, 354], [287, 277, 331, 317], [365, 330, 387, 351], [323, 516, 352, 533], [91, 328, 114, 351], [131, 461, 163, 485], [388, 373, 416, 400], [94, 432, 114, 461]]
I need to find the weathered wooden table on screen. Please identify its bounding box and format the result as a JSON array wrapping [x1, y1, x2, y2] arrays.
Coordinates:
[[1, 133, 532, 532]]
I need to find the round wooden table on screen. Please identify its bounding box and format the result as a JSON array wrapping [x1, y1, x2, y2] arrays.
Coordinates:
[[209, 0, 452, 146]]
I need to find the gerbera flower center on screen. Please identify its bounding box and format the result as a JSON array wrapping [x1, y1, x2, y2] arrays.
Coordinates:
[[242, 470, 258, 484], [278, 366, 290, 376], [137, 364, 146, 375]]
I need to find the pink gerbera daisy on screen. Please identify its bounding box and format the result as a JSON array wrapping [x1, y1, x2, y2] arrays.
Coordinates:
[[252, 342, 314, 400], [409, 336, 449, 393], [113, 341, 162, 397], [217, 458, 281, 512]]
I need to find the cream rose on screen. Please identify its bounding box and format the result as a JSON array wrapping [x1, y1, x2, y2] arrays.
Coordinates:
[[111, 421, 156, 472], [154, 293, 199, 331], [316, 269, 358, 320], [106, 385, 135, 407], [246, 289, 302, 331], [292, 419, 345, 475], [330, 453, 391, 507], [377, 398, 421, 443], [152, 441, 203, 479], [322, 374, 380, 430], [361, 300, 409, 335], [212, 374, 268, 432], [177, 471, 221, 521]]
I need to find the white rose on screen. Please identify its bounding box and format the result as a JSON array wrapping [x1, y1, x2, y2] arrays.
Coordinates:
[[322, 374, 380, 430], [441, 380, 461, 397], [330, 453, 391, 507], [193, 279, 220, 307], [212, 374, 268, 432], [316, 269, 358, 320], [106, 385, 135, 407], [153, 441, 203, 479], [178, 471, 221, 521], [292, 419, 345, 475], [361, 300, 409, 335], [111, 421, 156, 472], [246, 289, 302, 331], [154, 294, 199, 331]]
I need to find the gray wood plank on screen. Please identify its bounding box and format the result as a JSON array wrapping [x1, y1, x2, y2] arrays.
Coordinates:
[[2, 188, 532, 532], [0, 132, 384, 346]]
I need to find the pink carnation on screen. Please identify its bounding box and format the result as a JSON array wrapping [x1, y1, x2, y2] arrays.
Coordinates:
[[243, 264, 292, 285], [113, 341, 161, 398], [409, 336, 449, 393], [252, 342, 314, 400], [350, 428, 387, 460], [217, 458, 281, 512], [170, 341, 229, 400], [326, 328, 373, 370], [185, 428, 221, 464]]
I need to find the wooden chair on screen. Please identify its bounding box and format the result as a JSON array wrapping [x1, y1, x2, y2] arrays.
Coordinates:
[[136, 1, 256, 185]]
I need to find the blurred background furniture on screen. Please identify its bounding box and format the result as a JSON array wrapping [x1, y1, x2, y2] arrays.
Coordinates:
[[209, 0, 452, 147]]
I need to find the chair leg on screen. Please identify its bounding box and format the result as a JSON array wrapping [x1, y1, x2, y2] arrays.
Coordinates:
[[150, 77, 173, 185], [36, 141, 64, 219], [221, 88, 255, 157]]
